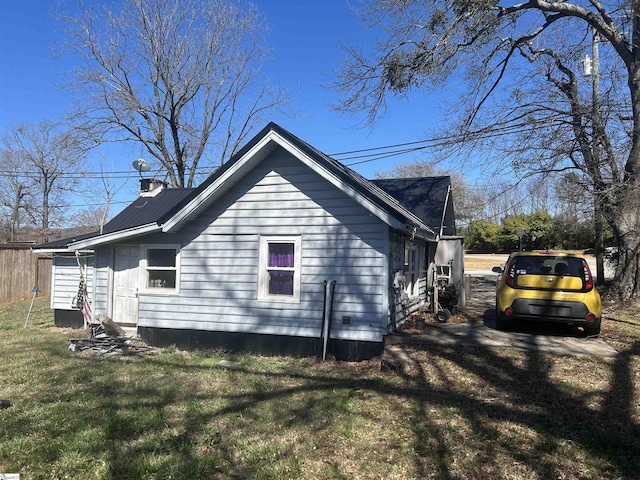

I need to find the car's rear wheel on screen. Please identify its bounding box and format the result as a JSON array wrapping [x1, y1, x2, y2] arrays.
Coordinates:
[[584, 323, 601, 336], [495, 306, 507, 330]]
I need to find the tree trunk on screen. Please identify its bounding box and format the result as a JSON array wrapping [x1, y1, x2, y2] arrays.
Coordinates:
[[41, 192, 49, 229], [594, 199, 605, 286], [606, 50, 640, 299], [609, 211, 640, 300], [9, 184, 23, 242]]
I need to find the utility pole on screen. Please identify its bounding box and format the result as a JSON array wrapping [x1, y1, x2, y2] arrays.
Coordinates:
[[584, 30, 605, 285], [592, 29, 605, 285]]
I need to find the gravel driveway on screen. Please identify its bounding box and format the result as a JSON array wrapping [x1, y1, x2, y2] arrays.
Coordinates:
[[388, 274, 619, 358]]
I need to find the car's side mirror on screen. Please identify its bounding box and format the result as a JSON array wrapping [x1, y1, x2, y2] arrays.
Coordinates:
[[492, 266, 503, 273]]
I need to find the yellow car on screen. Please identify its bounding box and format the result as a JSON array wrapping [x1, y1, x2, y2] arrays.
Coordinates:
[[492, 252, 601, 335]]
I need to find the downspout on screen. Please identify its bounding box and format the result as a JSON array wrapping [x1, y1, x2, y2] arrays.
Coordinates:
[[327, 281, 336, 341], [319, 280, 327, 358], [321, 280, 336, 361]]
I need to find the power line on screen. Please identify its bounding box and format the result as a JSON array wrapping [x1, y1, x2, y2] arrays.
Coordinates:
[[329, 138, 437, 157], [0, 120, 536, 177], [0, 145, 434, 177], [332, 120, 548, 166]]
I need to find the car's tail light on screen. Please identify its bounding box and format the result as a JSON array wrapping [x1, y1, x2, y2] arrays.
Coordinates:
[[586, 313, 596, 323], [582, 259, 594, 291], [505, 260, 516, 287], [505, 307, 514, 317]]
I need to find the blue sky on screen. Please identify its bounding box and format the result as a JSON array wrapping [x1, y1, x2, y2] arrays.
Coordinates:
[[0, 0, 458, 214]]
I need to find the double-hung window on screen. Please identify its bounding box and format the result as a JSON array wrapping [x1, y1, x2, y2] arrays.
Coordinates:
[[258, 236, 301, 302], [141, 245, 180, 292]]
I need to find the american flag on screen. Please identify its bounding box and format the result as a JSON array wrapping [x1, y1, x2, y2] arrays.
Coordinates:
[[75, 253, 93, 326], [79, 270, 92, 325]]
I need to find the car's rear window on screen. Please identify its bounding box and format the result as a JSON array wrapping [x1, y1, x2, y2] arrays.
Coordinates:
[[512, 256, 583, 277]]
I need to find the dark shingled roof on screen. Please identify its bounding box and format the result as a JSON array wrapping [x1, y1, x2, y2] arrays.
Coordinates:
[[33, 188, 195, 250], [32, 231, 99, 251], [102, 188, 195, 234], [372, 177, 455, 235]]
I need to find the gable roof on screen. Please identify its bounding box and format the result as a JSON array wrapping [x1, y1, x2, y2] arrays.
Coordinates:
[[159, 122, 436, 238], [372, 177, 456, 235], [68, 123, 443, 250]]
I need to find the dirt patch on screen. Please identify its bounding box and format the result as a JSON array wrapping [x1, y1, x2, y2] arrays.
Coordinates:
[[464, 251, 597, 272], [464, 253, 509, 271], [600, 303, 640, 352]]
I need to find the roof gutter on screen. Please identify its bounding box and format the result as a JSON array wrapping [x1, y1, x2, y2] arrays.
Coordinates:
[[30, 247, 94, 254], [69, 223, 162, 250]]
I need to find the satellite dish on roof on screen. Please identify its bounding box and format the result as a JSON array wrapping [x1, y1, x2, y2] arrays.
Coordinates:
[[132, 158, 150, 173]]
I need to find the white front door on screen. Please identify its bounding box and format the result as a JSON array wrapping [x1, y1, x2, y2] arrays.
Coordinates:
[[112, 246, 140, 325]]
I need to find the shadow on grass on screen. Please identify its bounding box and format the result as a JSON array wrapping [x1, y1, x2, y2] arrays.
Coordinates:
[[403, 340, 640, 479], [1, 326, 639, 479]]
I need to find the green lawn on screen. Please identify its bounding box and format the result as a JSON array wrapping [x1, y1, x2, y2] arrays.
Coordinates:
[[1, 297, 639, 479]]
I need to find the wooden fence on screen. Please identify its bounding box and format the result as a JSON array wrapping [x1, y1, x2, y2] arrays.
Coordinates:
[[0, 245, 51, 302]]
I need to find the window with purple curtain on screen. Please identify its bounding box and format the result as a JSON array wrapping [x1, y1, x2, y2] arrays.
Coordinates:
[[267, 243, 295, 295]]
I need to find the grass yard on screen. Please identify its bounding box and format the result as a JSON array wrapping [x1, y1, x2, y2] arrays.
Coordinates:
[[1, 297, 639, 479]]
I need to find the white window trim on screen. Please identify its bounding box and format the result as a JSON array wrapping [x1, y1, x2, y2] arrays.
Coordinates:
[[139, 244, 181, 294], [258, 235, 302, 303]]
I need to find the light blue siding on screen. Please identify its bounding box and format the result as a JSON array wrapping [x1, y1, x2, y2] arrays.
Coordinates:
[[134, 148, 390, 342], [50, 254, 94, 311]]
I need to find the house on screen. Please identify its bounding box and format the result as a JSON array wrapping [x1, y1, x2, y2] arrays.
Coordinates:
[[34, 123, 462, 360]]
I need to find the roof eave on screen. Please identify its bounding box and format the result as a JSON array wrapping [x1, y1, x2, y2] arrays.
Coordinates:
[[31, 247, 94, 254], [69, 223, 162, 250], [162, 134, 277, 232]]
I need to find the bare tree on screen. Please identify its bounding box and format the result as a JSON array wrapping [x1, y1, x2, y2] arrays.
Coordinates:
[[72, 206, 107, 233], [556, 172, 594, 224], [88, 152, 131, 234], [61, 0, 290, 188], [2, 121, 86, 231], [336, 1, 640, 300], [0, 150, 31, 241], [374, 159, 440, 179]]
